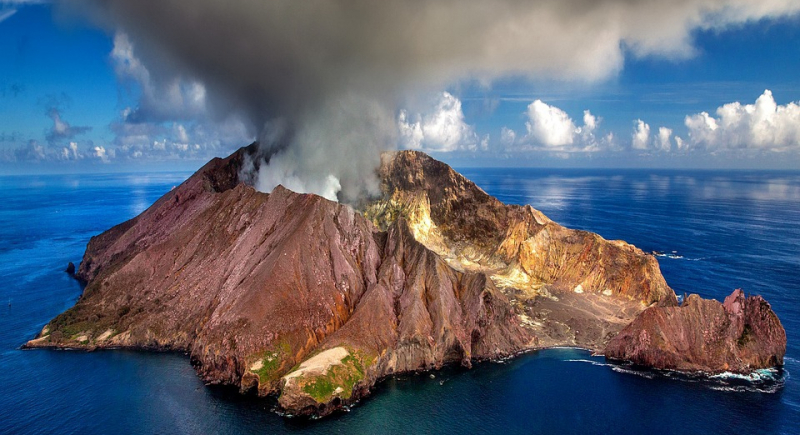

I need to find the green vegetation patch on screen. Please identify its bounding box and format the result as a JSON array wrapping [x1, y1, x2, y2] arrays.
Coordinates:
[[46, 304, 116, 344], [298, 349, 374, 403], [250, 340, 292, 385]]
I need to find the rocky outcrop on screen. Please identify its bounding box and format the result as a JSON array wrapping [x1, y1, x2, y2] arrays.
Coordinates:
[[366, 151, 676, 306], [24, 145, 786, 417], [604, 289, 786, 373], [364, 150, 677, 350]]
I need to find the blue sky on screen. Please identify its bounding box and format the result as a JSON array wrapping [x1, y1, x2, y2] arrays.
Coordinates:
[[2, 2, 800, 176]]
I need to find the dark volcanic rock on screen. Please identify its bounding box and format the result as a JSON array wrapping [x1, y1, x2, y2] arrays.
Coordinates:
[[604, 289, 786, 373], [65, 262, 75, 276]]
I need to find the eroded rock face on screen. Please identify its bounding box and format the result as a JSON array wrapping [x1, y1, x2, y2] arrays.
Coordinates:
[[24, 145, 786, 417], [604, 289, 786, 373], [364, 151, 677, 349]]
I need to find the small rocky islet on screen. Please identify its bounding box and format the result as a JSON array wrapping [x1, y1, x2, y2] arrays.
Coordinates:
[[25, 144, 786, 417]]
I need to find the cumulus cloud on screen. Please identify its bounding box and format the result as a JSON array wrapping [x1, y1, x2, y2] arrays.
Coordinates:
[[92, 145, 109, 163], [500, 127, 517, 147], [675, 136, 688, 151], [632, 119, 651, 150], [526, 100, 578, 147], [657, 127, 673, 152], [398, 92, 481, 153], [62, 0, 800, 197], [2, 139, 110, 164], [630, 121, 679, 152], [502, 100, 603, 153], [60, 141, 80, 160], [684, 90, 800, 152]]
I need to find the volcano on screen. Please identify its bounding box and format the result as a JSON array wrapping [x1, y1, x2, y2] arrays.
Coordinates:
[[25, 144, 785, 417]]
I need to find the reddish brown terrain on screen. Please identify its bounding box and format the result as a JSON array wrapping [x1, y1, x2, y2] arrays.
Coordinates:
[[24, 145, 786, 417], [605, 289, 786, 373]]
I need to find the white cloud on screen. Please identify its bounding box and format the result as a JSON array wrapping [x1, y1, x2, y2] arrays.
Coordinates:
[[398, 92, 480, 152], [5, 140, 114, 163], [92, 146, 110, 163], [503, 101, 603, 154], [526, 100, 577, 147], [500, 127, 516, 147], [684, 90, 800, 152], [675, 136, 688, 151], [657, 127, 673, 152], [61, 142, 80, 160], [582, 110, 597, 132], [632, 119, 650, 150], [397, 111, 424, 150]]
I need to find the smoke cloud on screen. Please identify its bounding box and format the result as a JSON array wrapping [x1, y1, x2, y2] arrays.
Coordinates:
[[68, 0, 800, 200]]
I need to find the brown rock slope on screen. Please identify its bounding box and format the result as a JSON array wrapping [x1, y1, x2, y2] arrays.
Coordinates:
[[24, 146, 786, 417], [23, 145, 530, 416], [364, 150, 677, 349], [605, 289, 786, 373]]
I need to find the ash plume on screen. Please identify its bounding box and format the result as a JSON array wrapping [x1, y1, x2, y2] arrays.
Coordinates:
[[68, 0, 800, 201]]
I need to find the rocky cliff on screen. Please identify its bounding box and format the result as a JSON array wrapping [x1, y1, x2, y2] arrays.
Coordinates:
[[605, 289, 785, 373], [24, 145, 786, 417]]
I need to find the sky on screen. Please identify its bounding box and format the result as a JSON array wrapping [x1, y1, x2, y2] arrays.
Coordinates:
[[1, 2, 800, 188]]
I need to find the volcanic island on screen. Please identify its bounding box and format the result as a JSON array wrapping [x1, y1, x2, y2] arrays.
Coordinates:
[[25, 144, 786, 417]]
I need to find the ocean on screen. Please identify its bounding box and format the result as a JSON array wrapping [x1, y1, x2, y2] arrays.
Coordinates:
[[0, 168, 798, 434]]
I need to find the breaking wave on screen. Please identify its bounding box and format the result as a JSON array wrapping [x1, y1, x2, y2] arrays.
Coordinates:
[[652, 250, 684, 259], [706, 368, 787, 393], [651, 250, 706, 261], [565, 359, 610, 367], [565, 357, 786, 393]]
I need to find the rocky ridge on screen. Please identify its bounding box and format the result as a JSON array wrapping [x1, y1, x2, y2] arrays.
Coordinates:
[[24, 145, 786, 417], [605, 289, 786, 373]]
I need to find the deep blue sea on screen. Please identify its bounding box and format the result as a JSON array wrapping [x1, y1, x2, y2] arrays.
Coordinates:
[[1, 169, 799, 434]]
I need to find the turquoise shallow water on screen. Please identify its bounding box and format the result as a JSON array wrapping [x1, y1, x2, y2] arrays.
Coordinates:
[[0, 169, 798, 434]]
